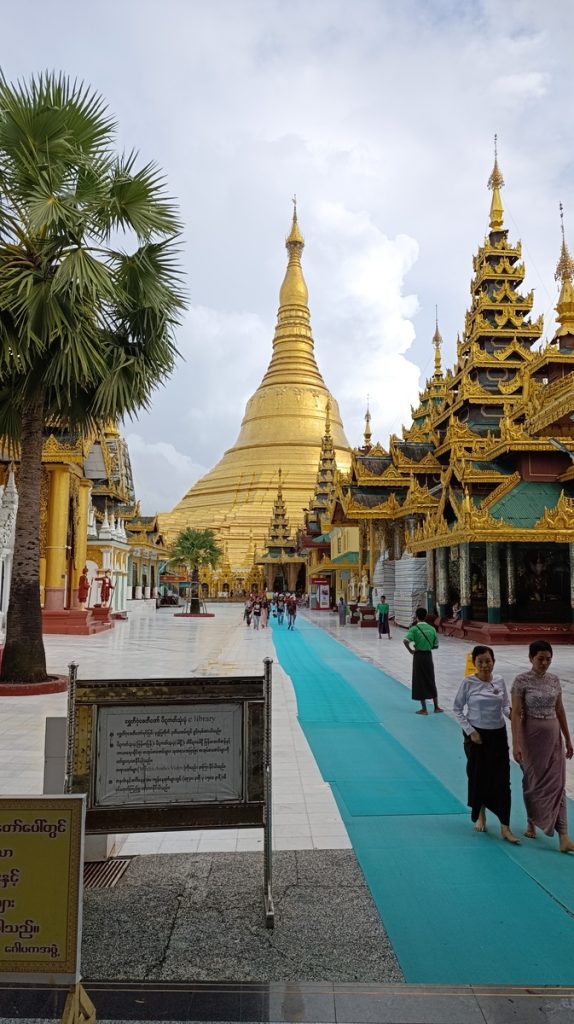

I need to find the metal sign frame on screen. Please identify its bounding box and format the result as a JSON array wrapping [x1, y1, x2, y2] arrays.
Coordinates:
[[65, 659, 274, 926]]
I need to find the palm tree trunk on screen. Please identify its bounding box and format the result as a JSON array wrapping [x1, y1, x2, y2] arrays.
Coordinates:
[[0, 396, 49, 683], [190, 566, 200, 614]]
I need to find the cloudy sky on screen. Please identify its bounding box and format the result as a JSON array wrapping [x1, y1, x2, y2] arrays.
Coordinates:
[[4, 1, 574, 511]]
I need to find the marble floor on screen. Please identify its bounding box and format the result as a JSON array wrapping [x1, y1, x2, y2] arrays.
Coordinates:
[[1, 604, 573, 856]]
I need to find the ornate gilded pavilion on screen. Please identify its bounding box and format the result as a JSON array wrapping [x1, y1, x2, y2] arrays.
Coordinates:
[[334, 151, 574, 642], [0, 422, 166, 635]]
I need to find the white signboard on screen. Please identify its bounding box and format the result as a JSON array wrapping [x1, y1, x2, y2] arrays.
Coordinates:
[[95, 703, 243, 806]]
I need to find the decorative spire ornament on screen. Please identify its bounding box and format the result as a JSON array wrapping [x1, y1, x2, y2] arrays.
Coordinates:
[[432, 306, 443, 377], [554, 203, 574, 337], [363, 399, 372, 447], [487, 134, 505, 232]]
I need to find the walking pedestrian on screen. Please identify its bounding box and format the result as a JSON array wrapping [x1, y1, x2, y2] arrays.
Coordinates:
[[337, 596, 346, 626], [511, 640, 574, 852], [276, 594, 285, 626], [252, 597, 262, 630], [286, 595, 297, 630], [376, 595, 391, 638], [453, 645, 519, 843], [261, 597, 269, 628], [403, 606, 443, 715]]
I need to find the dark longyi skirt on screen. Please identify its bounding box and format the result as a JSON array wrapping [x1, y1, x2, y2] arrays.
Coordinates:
[[411, 651, 437, 702], [463, 725, 511, 826]]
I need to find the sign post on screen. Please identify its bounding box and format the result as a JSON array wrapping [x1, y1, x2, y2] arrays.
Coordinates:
[[0, 795, 93, 1021]]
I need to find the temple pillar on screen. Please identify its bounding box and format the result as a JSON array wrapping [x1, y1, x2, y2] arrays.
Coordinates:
[[393, 523, 401, 560], [368, 521, 376, 583], [506, 543, 517, 619], [459, 542, 471, 619], [426, 549, 435, 613], [569, 543, 574, 622], [71, 479, 91, 608], [486, 542, 502, 623], [437, 547, 449, 617], [286, 564, 298, 592], [44, 466, 71, 612]]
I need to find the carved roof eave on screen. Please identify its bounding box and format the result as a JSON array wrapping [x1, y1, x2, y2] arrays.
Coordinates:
[[481, 471, 522, 509], [42, 434, 87, 466], [527, 392, 574, 435], [408, 522, 574, 552], [529, 344, 574, 374]]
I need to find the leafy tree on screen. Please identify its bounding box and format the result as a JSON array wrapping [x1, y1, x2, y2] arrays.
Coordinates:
[[0, 72, 185, 683], [168, 528, 222, 613]]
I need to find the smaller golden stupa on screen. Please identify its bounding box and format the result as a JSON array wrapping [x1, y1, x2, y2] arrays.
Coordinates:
[[160, 204, 351, 568]]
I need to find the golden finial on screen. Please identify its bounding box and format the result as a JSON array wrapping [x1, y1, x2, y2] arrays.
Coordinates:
[[554, 203, 574, 337], [364, 399, 372, 446], [432, 306, 443, 376], [280, 199, 308, 306], [325, 397, 332, 436], [286, 194, 304, 247], [487, 134, 504, 231], [555, 203, 574, 283]]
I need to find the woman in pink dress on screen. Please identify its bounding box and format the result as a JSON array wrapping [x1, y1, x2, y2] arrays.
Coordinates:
[[511, 639, 574, 853]]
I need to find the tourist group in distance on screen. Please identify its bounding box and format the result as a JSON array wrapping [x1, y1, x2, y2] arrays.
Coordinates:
[[243, 592, 300, 631]]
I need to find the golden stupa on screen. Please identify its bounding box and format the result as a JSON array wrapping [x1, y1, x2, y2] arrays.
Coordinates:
[[160, 205, 351, 568]]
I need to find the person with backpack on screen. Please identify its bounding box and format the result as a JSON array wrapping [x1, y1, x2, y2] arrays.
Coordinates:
[[403, 606, 444, 715]]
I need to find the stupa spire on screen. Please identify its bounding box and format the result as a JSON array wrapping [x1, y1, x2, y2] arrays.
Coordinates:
[[487, 134, 505, 232], [260, 201, 325, 389], [554, 203, 574, 337], [432, 306, 443, 377], [363, 401, 372, 447]]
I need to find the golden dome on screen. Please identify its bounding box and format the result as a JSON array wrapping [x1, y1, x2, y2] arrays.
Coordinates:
[[160, 207, 351, 569]]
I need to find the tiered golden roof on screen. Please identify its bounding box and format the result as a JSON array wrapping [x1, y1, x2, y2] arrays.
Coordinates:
[[333, 148, 574, 552], [160, 207, 351, 570]]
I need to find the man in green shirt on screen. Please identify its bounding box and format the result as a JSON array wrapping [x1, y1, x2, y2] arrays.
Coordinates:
[[403, 606, 443, 715], [376, 596, 391, 639]]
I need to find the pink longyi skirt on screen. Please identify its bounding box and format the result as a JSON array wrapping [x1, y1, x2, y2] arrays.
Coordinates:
[[521, 717, 566, 837]]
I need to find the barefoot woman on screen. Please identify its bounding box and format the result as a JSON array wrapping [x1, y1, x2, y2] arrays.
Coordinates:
[[453, 645, 519, 844], [511, 640, 574, 853]]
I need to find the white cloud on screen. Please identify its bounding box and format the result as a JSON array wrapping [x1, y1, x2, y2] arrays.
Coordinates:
[[125, 434, 208, 516], [492, 72, 549, 103], [4, 0, 574, 511]]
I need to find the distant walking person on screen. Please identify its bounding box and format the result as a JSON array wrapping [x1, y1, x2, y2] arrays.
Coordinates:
[[276, 594, 285, 626], [511, 640, 574, 852], [376, 595, 391, 639], [252, 597, 262, 630], [286, 595, 297, 630], [453, 645, 519, 844], [338, 597, 346, 626], [261, 597, 269, 628], [403, 607, 443, 715]]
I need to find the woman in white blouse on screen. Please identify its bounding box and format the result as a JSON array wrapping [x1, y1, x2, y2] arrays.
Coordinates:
[[453, 645, 519, 844]]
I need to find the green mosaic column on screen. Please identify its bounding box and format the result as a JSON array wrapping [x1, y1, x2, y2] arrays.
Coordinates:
[[506, 543, 517, 619], [437, 547, 449, 617], [486, 542, 502, 623], [570, 543, 574, 622], [459, 542, 471, 620], [426, 549, 436, 613]]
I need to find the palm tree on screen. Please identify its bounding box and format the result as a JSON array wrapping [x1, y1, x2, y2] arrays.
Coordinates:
[[168, 528, 222, 613], [0, 73, 185, 683]]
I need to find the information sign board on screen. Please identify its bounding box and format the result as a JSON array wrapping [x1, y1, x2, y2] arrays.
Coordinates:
[[0, 796, 85, 983]]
